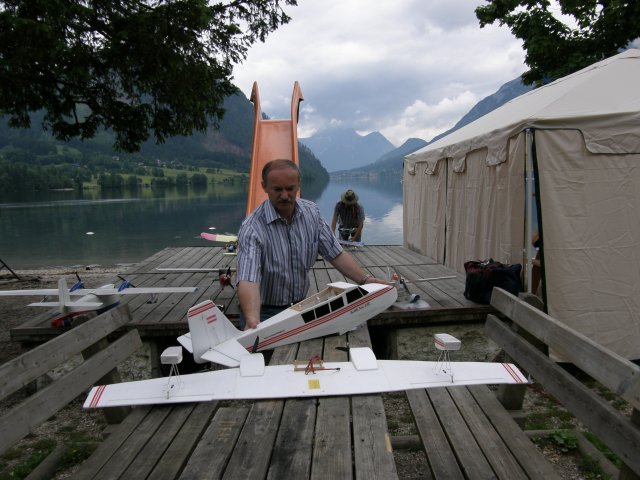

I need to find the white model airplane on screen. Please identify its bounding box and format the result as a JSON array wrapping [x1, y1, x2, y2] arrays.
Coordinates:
[[0, 276, 198, 327], [83, 333, 528, 408], [178, 281, 398, 368]]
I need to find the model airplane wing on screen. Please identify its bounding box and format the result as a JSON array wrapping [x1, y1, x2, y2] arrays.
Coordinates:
[[28, 301, 103, 308], [0, 288, 62, 297], [74, 286, 198, 295], [84, 347, 528, 408], [155, 268, 236, 272], [200, 233, 238, 243]]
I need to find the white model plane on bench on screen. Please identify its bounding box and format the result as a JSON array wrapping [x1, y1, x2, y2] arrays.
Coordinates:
[[0, 277, 198, 327], [84, 332, 528, 408], [179, 281, 397, 367]]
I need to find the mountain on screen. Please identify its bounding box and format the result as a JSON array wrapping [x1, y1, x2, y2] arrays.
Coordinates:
[[331, 138, 427, 179], [0, 90, 329, 183], [332, 76, 533, 178], [428, 77, 533, 145], [299, 128, 396, 172]]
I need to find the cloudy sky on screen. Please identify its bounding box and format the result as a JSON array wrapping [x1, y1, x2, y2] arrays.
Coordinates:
[[232, 0, 527, 147]]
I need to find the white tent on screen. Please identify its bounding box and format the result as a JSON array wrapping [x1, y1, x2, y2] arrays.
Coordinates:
[[404, 49, 640, 359]]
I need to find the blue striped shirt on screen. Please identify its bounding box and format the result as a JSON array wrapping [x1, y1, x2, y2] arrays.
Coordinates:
[[237, 198, 343, 306]]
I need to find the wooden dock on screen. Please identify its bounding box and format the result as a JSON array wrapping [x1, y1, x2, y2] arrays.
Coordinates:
[[10, 245, 492, 344]]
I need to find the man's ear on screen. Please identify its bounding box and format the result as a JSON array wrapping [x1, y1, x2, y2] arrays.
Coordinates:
[[261, 180, 267, 193]]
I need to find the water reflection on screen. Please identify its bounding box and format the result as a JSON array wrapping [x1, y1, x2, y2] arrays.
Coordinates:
[[0, 178, 403, 268]]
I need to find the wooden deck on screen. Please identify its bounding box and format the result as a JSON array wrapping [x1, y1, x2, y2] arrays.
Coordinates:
[[10, 245, 492, 343]]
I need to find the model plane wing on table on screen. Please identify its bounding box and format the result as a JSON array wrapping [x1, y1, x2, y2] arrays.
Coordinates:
[[84, 345, 528, 408], [0, 277, 198, 326], [177, 281, 398, 368]]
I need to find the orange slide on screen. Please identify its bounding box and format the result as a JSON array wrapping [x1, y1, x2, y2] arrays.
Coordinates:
[[245, 81, 304, 216]]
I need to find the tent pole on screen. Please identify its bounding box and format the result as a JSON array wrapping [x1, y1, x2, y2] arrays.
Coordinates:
[[525, 129, 534, 293]]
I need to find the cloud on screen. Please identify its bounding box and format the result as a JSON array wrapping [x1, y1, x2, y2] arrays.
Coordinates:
[[233, 0, 526, 146]]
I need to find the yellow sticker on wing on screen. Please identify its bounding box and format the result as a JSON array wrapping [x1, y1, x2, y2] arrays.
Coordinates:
[[308, 379, 320, 389]]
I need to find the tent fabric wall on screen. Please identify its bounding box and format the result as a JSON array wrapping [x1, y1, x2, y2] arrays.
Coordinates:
[[403, 49, 640, 359], [403, 158, 446, 262], [536, 129, 640, 358]]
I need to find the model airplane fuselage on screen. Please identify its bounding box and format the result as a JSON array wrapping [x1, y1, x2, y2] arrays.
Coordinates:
[[179, 281, 397, 368], [0, 278, 198, 326]]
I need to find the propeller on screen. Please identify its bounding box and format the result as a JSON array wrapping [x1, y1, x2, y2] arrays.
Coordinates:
[[251, 336, 260, 353], [218, 267, 234, 289], [117, 275, 135, 291]]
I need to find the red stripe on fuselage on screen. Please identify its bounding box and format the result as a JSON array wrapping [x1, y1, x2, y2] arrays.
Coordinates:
[[188, 301, 214, 317], [251, 286, 394, 351]]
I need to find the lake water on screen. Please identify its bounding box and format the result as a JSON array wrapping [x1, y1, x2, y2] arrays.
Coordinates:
[[0, 178, 403, 269]]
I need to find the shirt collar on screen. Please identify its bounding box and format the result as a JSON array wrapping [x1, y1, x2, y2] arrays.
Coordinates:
[[264, 199, 301, 224]]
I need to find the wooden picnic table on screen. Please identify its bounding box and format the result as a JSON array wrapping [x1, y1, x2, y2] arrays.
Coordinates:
[[74, 323, 558, 479]]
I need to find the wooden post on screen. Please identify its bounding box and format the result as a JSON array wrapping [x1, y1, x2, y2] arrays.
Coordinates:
[[81, 337, 131, 424]]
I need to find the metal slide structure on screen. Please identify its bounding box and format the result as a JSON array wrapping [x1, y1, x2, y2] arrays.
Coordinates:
[[245, 81, 304, 216]]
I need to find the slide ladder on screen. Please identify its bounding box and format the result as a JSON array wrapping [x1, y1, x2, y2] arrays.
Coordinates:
[[245, 81, 304, 216]]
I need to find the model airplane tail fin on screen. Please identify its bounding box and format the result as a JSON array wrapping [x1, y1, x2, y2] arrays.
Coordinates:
[[56, 278, 71, 312], [187, 300, 241, 364]]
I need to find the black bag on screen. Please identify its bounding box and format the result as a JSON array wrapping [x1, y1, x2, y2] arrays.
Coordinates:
[[463, 259, 522, 304]]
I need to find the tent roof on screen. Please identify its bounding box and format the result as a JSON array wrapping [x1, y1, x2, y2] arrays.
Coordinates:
[[407, 49, 640, 169]]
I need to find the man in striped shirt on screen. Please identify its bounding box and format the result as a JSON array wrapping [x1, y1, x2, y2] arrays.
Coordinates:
[[237, 159, 385, 330]]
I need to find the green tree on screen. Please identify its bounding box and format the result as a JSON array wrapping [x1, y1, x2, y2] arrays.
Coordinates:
[[476, 1, 640, 85], [0, 0, 297, 151]]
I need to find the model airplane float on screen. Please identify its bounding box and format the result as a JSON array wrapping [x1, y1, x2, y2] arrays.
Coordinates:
[[0, 276, 198, 326], [83, 331, 528, 408]]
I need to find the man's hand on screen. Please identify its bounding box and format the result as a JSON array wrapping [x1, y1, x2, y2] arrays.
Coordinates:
[[244, 318, 259, 330]]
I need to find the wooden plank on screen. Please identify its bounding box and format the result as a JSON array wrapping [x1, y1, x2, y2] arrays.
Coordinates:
[[447, 386, 528, 479], [427, 388, 495, 478], [490, 288, 640, 410], [485, 315, 640, 475], [267, 339, 322, 480], [74, 406, 152, 480], [346, 326, 397, 479], [221, 344, 298, 479], [406, 388, 464, 479], [0, 329, 142, 455], [467, 385, 561, 479], [1, 304, 132, 399], [122, 404, 196, 478], [178, 407, 249, 480], [311, 334, 352, 480], [267, 398, 316, 480], [352, 394, 398, 480], [91, 406, 173, 478]]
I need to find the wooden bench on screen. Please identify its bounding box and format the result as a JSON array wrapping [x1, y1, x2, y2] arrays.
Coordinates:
[[0, 304, 142, 459], [487, 288, 640, 479]]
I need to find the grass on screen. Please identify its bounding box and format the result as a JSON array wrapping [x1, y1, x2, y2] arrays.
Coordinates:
[[0, 439, 56, 480]]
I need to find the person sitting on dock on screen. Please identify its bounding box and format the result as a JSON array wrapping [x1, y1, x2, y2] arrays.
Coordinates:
[[331, 189, 364, 242], [236, 159, 386, 330]]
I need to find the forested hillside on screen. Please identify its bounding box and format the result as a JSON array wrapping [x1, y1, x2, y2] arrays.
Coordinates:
[[0, 92, 328, 191]]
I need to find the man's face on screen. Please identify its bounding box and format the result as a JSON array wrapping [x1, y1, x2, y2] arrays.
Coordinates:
[[262, 167, 300, 218]]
